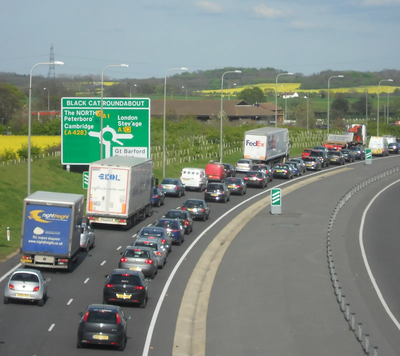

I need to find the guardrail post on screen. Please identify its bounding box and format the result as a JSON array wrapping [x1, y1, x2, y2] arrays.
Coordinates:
[[365, 334, 370, 354], [345, 304, 350, 321], [351, 313, 356, 331], [373, 346, 379, 356], [357, 323, 363, 342]]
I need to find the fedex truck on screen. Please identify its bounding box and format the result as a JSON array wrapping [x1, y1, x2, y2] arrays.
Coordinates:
[[243, 127, 290, 165], [20, 191, 84, 271], [86, 156, 153, 229]]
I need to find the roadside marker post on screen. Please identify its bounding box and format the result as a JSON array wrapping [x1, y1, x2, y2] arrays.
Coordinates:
[[365, 148, 372, 165], [83, 171, 89, 189], [271, 188, 282, 215], [7, 227, 10, 242]]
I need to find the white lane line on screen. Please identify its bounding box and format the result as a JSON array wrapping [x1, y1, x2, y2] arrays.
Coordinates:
[[0, 263, 22, 283], [48, 324, 55, 332], [117, 246, 122, 250], [84, 278, 90, 284], [360, 178, 400, 331], [67, 299, 73, 305], [132, 234, 137, 238], [100, 261, 106, 266], [147, 224, 152, 227]]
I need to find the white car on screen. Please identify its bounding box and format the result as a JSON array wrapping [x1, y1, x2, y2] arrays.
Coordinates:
[[80, 222, 95, 252]]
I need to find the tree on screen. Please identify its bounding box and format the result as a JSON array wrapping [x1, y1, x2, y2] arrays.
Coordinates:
[[237, 87, 266, 104], [0, 83, 26, 125], [351, 96, 372, 115], [331, 97, 349, 113]]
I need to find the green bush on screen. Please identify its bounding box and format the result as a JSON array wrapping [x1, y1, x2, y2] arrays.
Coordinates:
[[0, 147, 17, 162], [16, 143, 42, 159]]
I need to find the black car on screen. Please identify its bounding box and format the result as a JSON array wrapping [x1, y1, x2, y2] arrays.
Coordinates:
[[244, 171, 269, 188], [349, 146, 365, 160], [388, 142, 400, 154], [309, 149, 330, 168], [181, 199, 210, 221], [251, 164, 273, 182], [327, 150, 345, 165], [272, 163, 295, 179], [223, 163, 237, 177], [287, 158, 306, 173], [340, 149, 356, 162], [152, 187, 166, 207], [225, 177, 247, 195], [77, 304, 131, 350], [204, 182, 231, 203], [164, 209, 194, 235], [103, 269, 148, 308]]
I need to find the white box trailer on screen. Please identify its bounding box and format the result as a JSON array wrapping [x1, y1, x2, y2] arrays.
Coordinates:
[[243, 127, 290, 165], [86, 156, 153, 228]]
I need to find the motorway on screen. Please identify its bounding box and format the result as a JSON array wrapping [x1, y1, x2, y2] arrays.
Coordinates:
[[1, 156, 400, 356]]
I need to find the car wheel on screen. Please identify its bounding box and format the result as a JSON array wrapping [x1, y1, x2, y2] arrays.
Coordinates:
[[178, 238, 182, 246], [228, 195, 230, 202], [203, 214, 206, 222], [117, 335, 127, 351], [140, 295, 148, 309], [77, 339, 83, 349], [85, 244, 90, 253], [3, 296, 9, 304], [182, 189, 185, 196], [185, 228, 189, 235], [157, 200, 161, 207], [178, 190, 182, 198], [241, 189, 244, 196]]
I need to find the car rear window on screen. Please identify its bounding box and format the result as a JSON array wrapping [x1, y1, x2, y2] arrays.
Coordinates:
[[156, 220, 179, 229], [245, 172, 262, 177], [185, 200, 204, 208], [124, 249, 150, 258], [109, 274, 140, 285], [140, 228, 164, 237], [11, 273, 39, 282], [226, 178, 241, 184], [238, 160, 250, 164], [207, 184, 224, 190], [134, 241, 158, 250], [86, 311, 117, 324], [162, 179, 178, 184], [166, 211, 186, 219]]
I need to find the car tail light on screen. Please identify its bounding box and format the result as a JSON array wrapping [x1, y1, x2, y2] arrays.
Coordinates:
[[161, 239, 166, 243], [145, 259, 153, 264], [59, 259, 69, 263], [147, 236, 155, 239], [120, 257, 128, 262], [135, 286, 144, 290], [158, 184, 162, 188], [184, 220, 189, 226], [199, 208, 205, 212], [237, 185, 242, 188], [258, 178, 262, 181], [244, 177, 248, 180], [9, 284, 14, 290], [205, 189, 208, 192], [181, 206, 186, 210], [283, 170, 287, 173], [21, 255, 31, 260], [155, 252, 162, 256], [173, 229, 179, 232], [154, 195, 159, 198], [116, 313, 121, 325], [122, 273, 130, 276], [33, 286, 39, 292], [106, 284, 114, 288], [83, 311, 89, 322]]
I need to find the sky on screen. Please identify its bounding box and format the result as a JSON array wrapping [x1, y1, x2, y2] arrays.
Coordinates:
[[1, 0, 400, 81]]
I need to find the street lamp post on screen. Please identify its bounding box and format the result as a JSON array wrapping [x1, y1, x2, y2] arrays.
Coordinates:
[[275, 72, 293, 127], [43, 87, 50, 111], [220, 70, 241, 163], [100, 64, 129, 159], [163, 67, 188, 178], [365, 89, 368, 128], [377, 79, 393, 136], [130, 83, 137, 98], [306, 92, 310, 130], [387, 88, 390, 124], [327, 75, 344, 137], [182, 86, 187, 100], [28, 61, 65, 196]]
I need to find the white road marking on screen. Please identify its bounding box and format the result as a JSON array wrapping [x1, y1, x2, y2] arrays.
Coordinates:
[[359, 178, 400, 331], [67, 299, 73, 305], [84, 278, 90, 284], [0, 263, 22, 283], [132, 234, 137, 238], [48, 324, 55, 332], [117, 246, 122, 250], [147, 224, 152, 227], [101, 261, 106, 266]]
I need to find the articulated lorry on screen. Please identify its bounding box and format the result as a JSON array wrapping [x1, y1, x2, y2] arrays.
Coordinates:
[[322, 124, 367, 150], [20, 191, 84, 271], [243, 127, 290, 165], [86, 156, 153, 229]]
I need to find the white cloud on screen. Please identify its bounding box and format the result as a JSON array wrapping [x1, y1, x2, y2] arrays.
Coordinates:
[[290, 21, 316, 29], [363, 0, 400, 5], [196, 1, 223, 14], [253, 4, 285, 18]]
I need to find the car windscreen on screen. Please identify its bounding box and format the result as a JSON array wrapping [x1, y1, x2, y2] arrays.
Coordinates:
[[86, 311, 117, 324], [124, 249, 150, 258], [11, 273, 39, 282], [109, 274, 140, 285], [134, 241, 158, 250]]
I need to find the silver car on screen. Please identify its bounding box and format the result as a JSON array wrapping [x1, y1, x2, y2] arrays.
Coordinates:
[[132, 238, 168, 269], [80, 222, 95, 252], [235, 159, 254, 172], [4, 269, 50, 306], [118, 246, 158, 279]]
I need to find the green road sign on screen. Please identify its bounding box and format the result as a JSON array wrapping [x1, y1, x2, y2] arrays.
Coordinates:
[[61, 97, 150, 165], [365, 148, 372, 160], [83, 171, 89, 189], [271, 188, 281, 206]]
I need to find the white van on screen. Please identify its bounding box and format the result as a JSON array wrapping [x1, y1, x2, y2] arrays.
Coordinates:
[[180, 168, 208, 191], [368, 136, 389, 156]]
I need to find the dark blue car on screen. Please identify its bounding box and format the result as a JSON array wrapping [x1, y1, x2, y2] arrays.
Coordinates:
[[154, 218, 185, 246], [152, 187, 165, 207]]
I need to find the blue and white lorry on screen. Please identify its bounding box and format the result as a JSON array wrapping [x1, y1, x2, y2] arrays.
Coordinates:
[[20, 191, 84, 271]]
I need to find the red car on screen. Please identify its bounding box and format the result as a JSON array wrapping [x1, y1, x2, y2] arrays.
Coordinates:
[[301, 148, 313, 159]]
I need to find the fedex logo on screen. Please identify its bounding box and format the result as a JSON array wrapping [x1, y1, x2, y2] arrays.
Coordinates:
[[98, 173, 121, 181], [245, 140, 265, 147]]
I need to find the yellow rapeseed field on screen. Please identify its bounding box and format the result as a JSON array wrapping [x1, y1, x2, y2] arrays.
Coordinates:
[[0, 136, 61, 157]]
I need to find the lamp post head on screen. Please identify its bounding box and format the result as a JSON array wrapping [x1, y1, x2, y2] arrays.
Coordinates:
[[287, 72, 293, 75], [181, 67, 188, 71], [120, 64, 129, 67], [234, 70, 241, 73], [338, 75, 344, 78], [388, 79, 393, 82], [53, 61, 65, 65]]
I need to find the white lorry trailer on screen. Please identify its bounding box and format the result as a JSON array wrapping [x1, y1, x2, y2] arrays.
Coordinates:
[[243, 127, 290, 165], [20, 191, 84, 271], [86, 156, 153, 228]]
